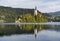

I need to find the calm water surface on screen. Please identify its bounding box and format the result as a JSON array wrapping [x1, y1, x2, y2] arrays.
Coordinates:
[[0, 22, 60, 41]]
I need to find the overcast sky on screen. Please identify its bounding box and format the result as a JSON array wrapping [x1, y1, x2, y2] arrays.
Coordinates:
[[0, 0, 60, 13]]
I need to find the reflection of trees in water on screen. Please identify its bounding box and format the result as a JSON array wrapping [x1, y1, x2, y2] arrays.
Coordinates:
[[0, 24, 46, 36]]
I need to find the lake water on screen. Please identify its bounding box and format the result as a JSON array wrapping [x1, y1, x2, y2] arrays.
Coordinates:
[[0, 22, 60, 41]]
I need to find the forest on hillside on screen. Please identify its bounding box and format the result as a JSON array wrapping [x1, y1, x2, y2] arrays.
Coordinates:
[[0, 6, 48, 22]]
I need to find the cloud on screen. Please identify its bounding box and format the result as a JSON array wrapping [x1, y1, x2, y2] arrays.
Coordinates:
[[37, 0, 60, 12], [0, 0, 60, 13]]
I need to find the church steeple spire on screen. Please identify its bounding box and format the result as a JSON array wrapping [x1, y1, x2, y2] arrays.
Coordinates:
[[34, 6, 37, 16]]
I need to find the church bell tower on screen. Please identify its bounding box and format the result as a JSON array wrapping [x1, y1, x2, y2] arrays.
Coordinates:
[[34, 6, 37, 16]]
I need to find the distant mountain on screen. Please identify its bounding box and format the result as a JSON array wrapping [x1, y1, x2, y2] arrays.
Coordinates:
[[42, 13, 52, 17], [49, 11, 60, 16]]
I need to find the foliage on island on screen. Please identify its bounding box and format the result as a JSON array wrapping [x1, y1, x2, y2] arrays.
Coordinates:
[[17, 13, 48, 22]]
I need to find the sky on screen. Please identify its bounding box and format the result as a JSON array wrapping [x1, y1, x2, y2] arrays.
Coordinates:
[[0, 0, 60, 13]]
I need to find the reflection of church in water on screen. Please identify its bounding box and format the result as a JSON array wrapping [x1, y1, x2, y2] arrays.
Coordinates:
[[34, 25, 38, 38], [34, 25, 42, 38]]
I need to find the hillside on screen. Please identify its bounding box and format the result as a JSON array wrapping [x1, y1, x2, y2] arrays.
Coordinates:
[[0, 6, 48, 22], [49, 11, 60, 16]]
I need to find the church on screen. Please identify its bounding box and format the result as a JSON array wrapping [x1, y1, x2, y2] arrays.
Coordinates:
[[34, 6, 38, 16]]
